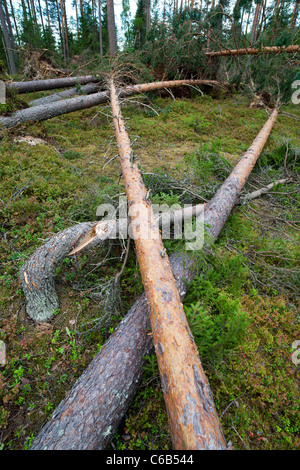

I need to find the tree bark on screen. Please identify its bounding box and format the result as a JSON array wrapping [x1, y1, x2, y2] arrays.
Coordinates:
[[250, 1, 261, 44], [1, 79, 221, 128], [289, 0, 299, 30], [0, 1, 17, 74], [107, 0, 117, 56], [205, 44, 299, 57], [27, 109, 278, 450], [20, 204, 205, 322], [29, 83, 102, 107], [8, 75, 100, 93], [110, 78, 226, 450], [98, 0, 103, 57]]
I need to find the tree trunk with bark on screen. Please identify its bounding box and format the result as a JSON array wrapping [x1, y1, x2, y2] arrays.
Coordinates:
[[0, 1, 17, 74], [108, 78, 227, 450], [8, 75, 100, 93], [28, 108, 278, 451], [250, 1, 262, 44], [1, 79, 222, 128], [29, 83, 102, 107], [107, 0, 117, 56], [205, 44, 299, 57]]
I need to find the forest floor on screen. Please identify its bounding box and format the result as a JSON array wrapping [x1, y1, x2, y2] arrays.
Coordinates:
[[0, 87, 299, 450]]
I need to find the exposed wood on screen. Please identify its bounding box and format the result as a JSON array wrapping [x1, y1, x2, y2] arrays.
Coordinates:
[[109, 77, 227, 450], [8, 75, 100, 93], [205, 44, 299, 57], [20, 203, 205, 322], [0, 79, 222, 128]]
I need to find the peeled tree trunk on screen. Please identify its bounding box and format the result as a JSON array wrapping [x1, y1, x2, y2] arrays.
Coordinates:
[[0, 79, 222, 128], [106, 78, 227, 450], [28, 108, 278, 451], [205, 44, 299, 57], [8, 75, 100, 94]]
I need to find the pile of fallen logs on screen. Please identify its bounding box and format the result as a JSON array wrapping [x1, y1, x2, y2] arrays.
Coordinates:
[[15, 71, 279, 450]]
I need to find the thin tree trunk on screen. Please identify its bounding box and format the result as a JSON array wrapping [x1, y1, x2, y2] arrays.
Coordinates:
[[45, 0, 52, 31], [1, 79, 221, 128], [74, 0, 79, 36], [107, 0, 117, 56], [0, 1, 17, 74], [37, 0, 46, 36], [27, 108, 278, 451], [205, 44, 299, 56], [98, 0, 103, 57], [55, 0, 63, 53], [146, 0, 151, 33], [289, 0, 299, 29], [29, 83, 102, 107]]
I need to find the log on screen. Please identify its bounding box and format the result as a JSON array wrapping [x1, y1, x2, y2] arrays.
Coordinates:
[[205, 44, 299, 57], [20, 204, 205, 323], [108, 77, 226, 450], [28, 109, 278, 451], [0, 79, 222, 128], [7, 75, 100, 94], [29, 83, 102, 107]]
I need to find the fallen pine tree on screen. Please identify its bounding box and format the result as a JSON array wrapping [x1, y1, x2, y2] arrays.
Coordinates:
[[0, 79, 223, 129], [26, 106, 278, 450], [7, 75, 100, 94], [205, 44, 299, 57]]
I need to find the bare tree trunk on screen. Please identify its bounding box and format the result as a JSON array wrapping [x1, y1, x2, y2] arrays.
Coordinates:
[[107, 0, 117, 56], [250, 1, 261, 44], [74, 0, 79, 36], [1, 79, 221, 128], [205, 44, 299, 56], [206, 0, 215, 50], [0, 1, 17, 74], [289, 0, 299, 29], [146, 0, 151, 34], [109, 78, 226, 450], [44, 0, 52, 32], [37, 0, 46, 37], [27, 108, 278, 451], [29, 83, 102, 107]]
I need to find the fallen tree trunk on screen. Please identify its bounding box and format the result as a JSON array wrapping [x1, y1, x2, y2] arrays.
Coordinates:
[[0, 79, 222, 129], [29, 83, 102, 107], [20, 204, 205, 323], [205, 44, 299, 57], [7, 75, 100, 94], [28, 109, 278, 451]]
